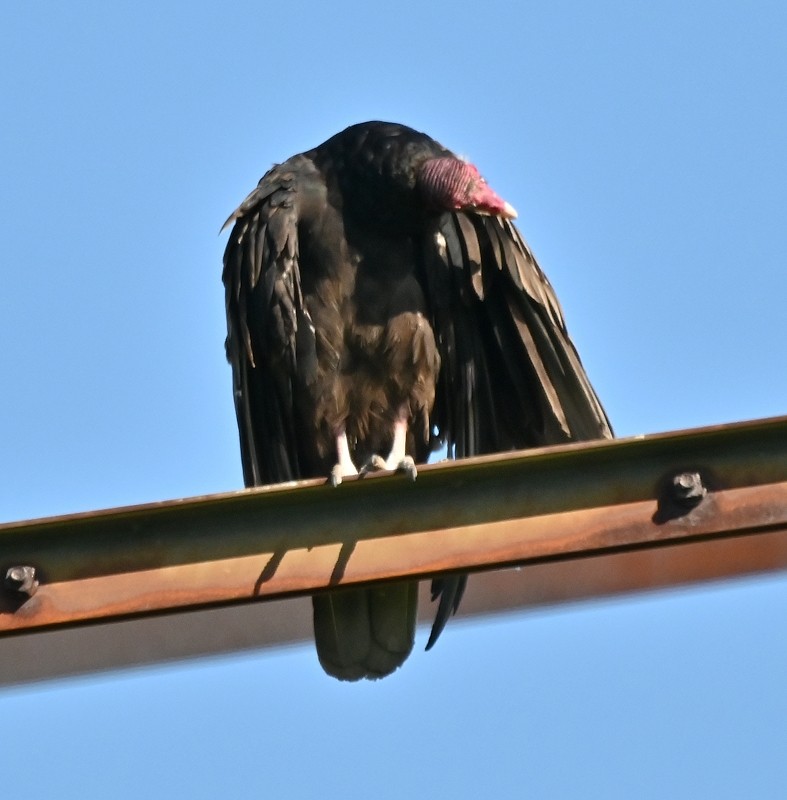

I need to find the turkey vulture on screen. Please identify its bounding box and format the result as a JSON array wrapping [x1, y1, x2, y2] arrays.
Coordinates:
[[222, 121, 612, 681]]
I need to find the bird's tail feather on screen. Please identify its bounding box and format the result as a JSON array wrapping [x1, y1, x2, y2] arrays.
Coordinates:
[[312, 583, 418, 681]]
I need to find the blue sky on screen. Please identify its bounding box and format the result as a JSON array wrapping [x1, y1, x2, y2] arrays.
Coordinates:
[[2, 2, 786, 797]]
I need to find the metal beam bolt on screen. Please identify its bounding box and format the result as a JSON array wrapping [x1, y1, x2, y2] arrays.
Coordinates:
[[4, 566, 38, 597], [670, 472, 707, 508]]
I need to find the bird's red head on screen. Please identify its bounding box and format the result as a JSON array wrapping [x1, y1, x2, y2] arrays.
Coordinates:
[[417, 157, 517, 219]]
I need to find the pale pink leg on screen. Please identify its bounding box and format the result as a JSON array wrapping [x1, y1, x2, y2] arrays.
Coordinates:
[[383, 416, 409, 470], [330, 429, 359, 487]]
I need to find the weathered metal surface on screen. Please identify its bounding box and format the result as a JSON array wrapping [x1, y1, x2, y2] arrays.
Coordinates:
[[0, 415, 786, 683], [0, 478, 783, 633]]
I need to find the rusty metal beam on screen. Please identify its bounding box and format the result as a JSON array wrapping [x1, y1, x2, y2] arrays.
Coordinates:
[[1, 415, 786, 685]]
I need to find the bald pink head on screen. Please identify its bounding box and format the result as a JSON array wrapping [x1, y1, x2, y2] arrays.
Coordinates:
[[417, 157, 517, 219]]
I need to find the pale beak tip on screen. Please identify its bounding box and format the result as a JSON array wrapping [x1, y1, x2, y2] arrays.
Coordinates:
[[503, 201, 518, 219]]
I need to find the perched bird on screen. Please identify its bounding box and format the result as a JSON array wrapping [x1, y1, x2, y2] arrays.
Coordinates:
[[222, 121, 612, 681]]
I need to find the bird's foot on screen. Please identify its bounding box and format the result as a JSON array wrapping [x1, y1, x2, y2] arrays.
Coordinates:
[[359, 454, 417, 481], [396, 455, 418, 482], [330, 462, 359, 487], [359, 454, 387, 475]]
